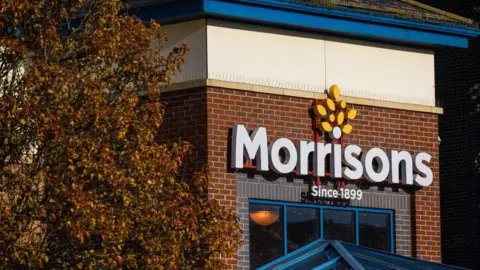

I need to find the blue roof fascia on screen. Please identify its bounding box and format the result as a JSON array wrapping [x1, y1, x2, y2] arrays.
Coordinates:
[[222, 0, 480, 38], [135, 0, 480, 48], [203, 0, 477, 48]]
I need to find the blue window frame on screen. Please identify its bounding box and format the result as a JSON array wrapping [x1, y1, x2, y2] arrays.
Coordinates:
[[249, 199, 395, 268]]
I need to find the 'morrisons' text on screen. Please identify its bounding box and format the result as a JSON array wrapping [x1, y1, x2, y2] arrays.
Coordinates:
[[231, 124, 433, 187]]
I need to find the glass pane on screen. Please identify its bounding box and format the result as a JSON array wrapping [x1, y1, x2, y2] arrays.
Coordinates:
[[249, 204, 284, 269], [358, 212, 391, 252], [287, 207, 320, 252], [323, 210, 356, 244]]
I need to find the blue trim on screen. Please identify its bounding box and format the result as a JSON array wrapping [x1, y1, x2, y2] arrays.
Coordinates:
[[390, 212, 395, 253], [223, 0, 480, 37], [249, 198, 395, 264], [257, 239, 329, 270], [249, 199, 393, 214], [276, 248, 322, 269], [203, 0, 472, 48], [283, 205, 288, 255], [311, 256, 341, 270], [344, 243, 423, 270], [264, 240, 467, 270], [343, 241, 470, 270], [134, 0, 480, 48], [320, 208, 324, 240], [331, 241, 366, 270], [355, 211, 360, 246]]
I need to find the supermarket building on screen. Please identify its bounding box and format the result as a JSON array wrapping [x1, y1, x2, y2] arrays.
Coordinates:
[[134, 0, 480, 269]]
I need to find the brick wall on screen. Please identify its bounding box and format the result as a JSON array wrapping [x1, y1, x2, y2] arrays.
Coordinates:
[[414, 1, 480, 266], [206, 87, 441, 267], [160, 86, 442, 268], [158, 88, 208, 176], [434, 37, 480, 269]]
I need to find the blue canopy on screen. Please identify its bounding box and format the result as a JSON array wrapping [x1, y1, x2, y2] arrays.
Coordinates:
[[257, 239, 466, 270]]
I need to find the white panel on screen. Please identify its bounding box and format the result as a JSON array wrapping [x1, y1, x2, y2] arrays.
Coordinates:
[[206, 19, 436, 106], [162, 19, 207, 82], [207, 20, 326, 91], [326, 38, 435, 106]]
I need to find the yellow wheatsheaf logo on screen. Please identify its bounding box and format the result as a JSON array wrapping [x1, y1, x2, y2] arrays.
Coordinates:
[[313, 84, 357, 139]]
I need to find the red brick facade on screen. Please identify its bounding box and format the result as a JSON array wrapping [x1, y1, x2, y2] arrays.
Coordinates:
[[158, 88, 208, 177], [160, 86, 441, 268]]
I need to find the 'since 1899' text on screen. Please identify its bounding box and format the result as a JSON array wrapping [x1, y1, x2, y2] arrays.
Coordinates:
[[311, 186, 363, 201]]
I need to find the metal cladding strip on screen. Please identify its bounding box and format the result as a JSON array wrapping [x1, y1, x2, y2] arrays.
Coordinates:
[[344, 242, 468, 270], [352, 256, 399, 270], [257, 239, 329, 270], [274, 251, 322, 270], [343, 243, 422, 270], [266, 245, 329, 269], [310, 256, 342, 270], [348, 251, 414, 270], [330, 241, 365, 270]]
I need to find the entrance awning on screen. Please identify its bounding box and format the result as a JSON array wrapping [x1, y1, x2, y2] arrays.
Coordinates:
[[257, 239, 465, 270]]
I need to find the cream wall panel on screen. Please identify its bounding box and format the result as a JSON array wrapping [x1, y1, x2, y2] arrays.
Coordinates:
[[162, 19, 207, 82], [207, 20, 326, 91], [325, 39, 435, 106], [206, 20, 436, 106]]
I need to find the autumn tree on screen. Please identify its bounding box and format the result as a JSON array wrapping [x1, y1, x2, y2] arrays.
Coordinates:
[[0, 0, 241, 268]]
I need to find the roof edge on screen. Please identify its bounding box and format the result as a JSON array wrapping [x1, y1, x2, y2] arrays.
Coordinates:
[[401, 0, 474, 25], [131, 0, 480, 48], [227, 0, 480, 38]]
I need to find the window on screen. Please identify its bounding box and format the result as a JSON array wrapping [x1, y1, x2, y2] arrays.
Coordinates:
[[358, 212, 391, 252], [287, 207, 320, 252], [249, 200, 394, 268], [323, 210, 356, 244], [249, 204, 284, 269]]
